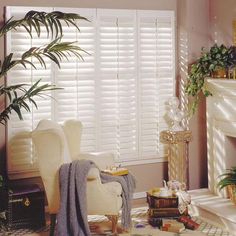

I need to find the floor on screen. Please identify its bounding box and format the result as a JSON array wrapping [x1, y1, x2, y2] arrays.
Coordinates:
[[0, 205, 233, 236]]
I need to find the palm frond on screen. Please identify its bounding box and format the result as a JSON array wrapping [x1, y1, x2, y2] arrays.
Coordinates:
[[0, 80, 61, 124], [0, 10, 89, 126], [0, 10, 89, 38], [0, 37, 88, 78], [217, 166, 236, 191], [0, 83, 27, 96]]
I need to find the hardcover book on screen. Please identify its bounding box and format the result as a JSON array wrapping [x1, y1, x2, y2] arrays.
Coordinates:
[[146, 192, 178, 208], [161, 219, 185, 233], [178, 216, 200, 230], [148, 207, 188, 218]]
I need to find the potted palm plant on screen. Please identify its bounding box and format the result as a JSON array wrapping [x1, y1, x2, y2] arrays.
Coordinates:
[[0, 9, 88, 219], [217, 166, 236, 204], [185, 44, 236, 114], [0, 10, 87, 124]]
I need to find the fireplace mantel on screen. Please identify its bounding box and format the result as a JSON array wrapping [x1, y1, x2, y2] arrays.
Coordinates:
[[206, 78, 236, 194], [206, 78, 236, 97], [188, 78, 236, 236]]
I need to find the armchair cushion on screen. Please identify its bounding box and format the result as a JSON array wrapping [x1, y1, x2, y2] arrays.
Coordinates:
[[102, 182, 122, 196], [32, 128, 64, 214], [87, 167, 100, 180], [35, 119, 71, 163], [62, 120, 83, 160]]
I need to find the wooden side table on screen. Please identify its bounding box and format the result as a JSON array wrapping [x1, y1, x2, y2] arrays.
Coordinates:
[[160, 130, 192, 189]]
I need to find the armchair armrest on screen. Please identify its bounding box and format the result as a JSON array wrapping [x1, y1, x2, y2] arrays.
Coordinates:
[[77, 152, 115, 170], [87, 168, 122, 198], [87, 167, 100, 180]]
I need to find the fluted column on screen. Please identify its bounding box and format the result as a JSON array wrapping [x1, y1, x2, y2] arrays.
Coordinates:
[[160, 130, 192, 189]]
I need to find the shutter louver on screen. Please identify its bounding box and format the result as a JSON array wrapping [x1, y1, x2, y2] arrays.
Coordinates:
[[138, 11, 175, 159], [54, 8, 97, 152], [97, 10, 138, 160], [6, 7, 53, 176]]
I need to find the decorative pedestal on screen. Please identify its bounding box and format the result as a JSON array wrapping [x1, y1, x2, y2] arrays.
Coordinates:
[[160, 130, 192, 189]]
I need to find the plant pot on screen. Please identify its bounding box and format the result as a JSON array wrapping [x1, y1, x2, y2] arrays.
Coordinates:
[[211, 68, 228, 78], [226, 185, 236, 204], [228, 67, 236, 79]]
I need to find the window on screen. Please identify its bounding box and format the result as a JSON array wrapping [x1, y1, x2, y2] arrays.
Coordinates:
[[6, 6, 175, 177]]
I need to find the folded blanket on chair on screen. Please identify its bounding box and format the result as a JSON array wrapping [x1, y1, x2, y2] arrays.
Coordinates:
[[55, 159, 94, 236], [55, 159, 136, 236], [101, 172, 136, 230]]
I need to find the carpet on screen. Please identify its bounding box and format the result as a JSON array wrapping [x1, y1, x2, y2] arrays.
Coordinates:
[[0, 207, 233, 236], [89, 207, 232, 236]]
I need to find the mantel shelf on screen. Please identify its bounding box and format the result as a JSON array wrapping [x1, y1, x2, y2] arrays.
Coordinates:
[[206, 78, 236, 83], [205, 78, 236, 97]]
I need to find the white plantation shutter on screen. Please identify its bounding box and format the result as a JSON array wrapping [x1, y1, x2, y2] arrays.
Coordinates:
[[97, 10, 138, 161], [138, 11, 175, 159], [6, 7, 175, 178], [6, 7, 53, 176], [54, 8, 97, 152]]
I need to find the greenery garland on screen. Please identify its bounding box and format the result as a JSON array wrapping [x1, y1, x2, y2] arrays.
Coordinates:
[[185, 44, 236, 114]]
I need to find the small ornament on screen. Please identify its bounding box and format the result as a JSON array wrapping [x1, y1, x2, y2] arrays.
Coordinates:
[[167, 97, 185, 131]]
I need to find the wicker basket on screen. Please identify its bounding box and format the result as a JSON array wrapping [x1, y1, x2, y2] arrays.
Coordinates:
[[227, 185, 236, 204]]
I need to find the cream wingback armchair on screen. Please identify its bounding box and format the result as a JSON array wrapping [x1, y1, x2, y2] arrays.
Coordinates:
[[31, 119, 122, 235]]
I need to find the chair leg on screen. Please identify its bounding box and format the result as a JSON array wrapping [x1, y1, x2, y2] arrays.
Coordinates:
[[50, 214, 57, 236], [106, 215, 118, 234]]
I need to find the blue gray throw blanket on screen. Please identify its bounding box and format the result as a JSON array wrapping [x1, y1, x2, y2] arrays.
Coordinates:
[[55, 159, 136, 236]]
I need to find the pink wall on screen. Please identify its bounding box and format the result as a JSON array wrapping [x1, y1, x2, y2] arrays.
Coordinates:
[[209, 0, 236, 45], [178, 0, 210, 189], [178, 0, 236, 189]]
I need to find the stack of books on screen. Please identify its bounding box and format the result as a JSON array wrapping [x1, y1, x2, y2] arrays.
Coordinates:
[[146, 190, 188, 227]]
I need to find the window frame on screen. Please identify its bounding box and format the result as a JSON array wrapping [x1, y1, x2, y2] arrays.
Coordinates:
[[5, 6, 176, 179]]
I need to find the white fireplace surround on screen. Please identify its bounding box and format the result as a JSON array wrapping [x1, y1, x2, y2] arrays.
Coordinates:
[[209, 120, 236, 197], [189, 79, 236, 235], [207, 79, 236, 196]]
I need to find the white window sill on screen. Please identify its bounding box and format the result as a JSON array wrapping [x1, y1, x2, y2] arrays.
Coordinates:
[[116, 156, 168, 167]]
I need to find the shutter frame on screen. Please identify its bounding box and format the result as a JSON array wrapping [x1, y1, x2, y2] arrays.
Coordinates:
[[6, 7, 176, 179]]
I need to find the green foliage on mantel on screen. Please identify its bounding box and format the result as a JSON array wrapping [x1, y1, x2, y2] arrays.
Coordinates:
[[185, 44, 236, 115]]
